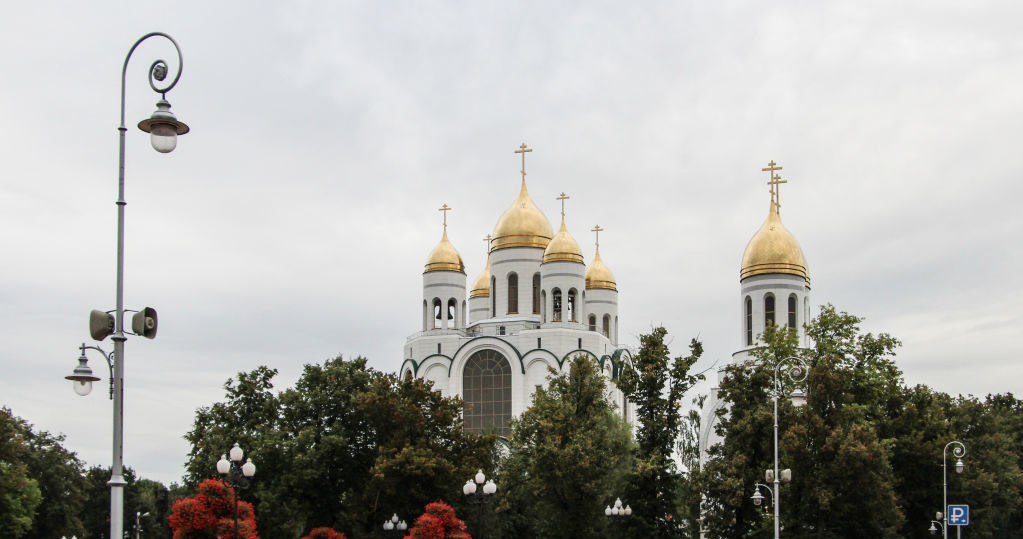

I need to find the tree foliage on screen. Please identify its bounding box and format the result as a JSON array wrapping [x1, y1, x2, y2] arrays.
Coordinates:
[[183, 356, 495, 539], [496, 355, 635, 539], [616, 327, 704, 538]]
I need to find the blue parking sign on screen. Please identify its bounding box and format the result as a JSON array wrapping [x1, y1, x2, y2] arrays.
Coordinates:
[[947, 505, 969, 526]]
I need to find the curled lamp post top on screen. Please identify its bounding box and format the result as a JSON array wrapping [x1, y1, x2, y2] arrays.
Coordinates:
[[944, 440, 966, 459], [120, 32, 184, 124], [773, 356, 809, 395]]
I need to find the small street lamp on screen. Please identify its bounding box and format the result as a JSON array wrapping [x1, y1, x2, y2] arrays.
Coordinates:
[[135, 511, 149, 539], [758, 356, 808, 539], [604, 497, 632, 518], [217, 443, 256, 538], [463, 469, 497, 539], [382, 513, 408, 538], [940, 441, 966, 539], [64, 31, 187, 539], [929, 518, 944, 535]]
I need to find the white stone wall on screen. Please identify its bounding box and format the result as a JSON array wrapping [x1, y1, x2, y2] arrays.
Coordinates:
[[468, 295, 489, 324], [540, 259, 586, 324], [489, 246, 544, 320], [584, 287, 619, 345], [738, 273, 810, 350]]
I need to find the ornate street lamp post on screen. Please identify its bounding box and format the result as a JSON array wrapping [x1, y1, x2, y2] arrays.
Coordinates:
[[747, 356, 807, 539], [940, 441, 966, 539], [382, 513, 408, 538], [217, 443, 257, 538], [135, 511, 150, 539], [64, 32, 188, 539], [463, 469, 497, 539], [604, 496, 632, 536]]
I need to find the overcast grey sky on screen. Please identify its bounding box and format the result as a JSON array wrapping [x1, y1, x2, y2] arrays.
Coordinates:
[[2, 2, 1021, 486]]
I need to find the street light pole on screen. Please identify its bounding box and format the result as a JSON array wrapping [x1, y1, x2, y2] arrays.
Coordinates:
[[217, 443, 257, 538], [135, 511, 149, 539], [463, 469, 497, 539], [64, 32, 188, 539], [762, 356, 808, 539], [382, 513, 408, 538], [941, 441, 966, 539]]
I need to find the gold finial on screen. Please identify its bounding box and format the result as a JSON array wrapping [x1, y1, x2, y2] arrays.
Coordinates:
[[483, 234, 492, 250], [556, 192, 570, 220], [591, 224, 604, 251], [515, 143, 532, 182], [438, 203, 451, 230]]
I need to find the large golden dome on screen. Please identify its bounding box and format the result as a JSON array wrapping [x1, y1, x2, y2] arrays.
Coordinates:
[[424, 230, 465, 274], [740, 202, 809, 285], [543, 220, 584, 264], [470, 256, 491, 297], [491, 180, 553, 251], [585, 250, 616, 290]]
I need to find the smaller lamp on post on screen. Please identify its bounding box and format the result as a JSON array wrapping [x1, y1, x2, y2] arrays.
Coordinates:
[[383, 513, 407, 538], [464, 470, 497, 539], [217, 443, 256, 539]]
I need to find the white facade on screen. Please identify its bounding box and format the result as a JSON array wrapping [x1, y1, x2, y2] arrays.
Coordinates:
[[404, 173, 632, 437]]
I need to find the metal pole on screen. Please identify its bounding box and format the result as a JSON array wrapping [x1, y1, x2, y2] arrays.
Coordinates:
[[234, 480, 240, 538], [943, 447, 948, 539], [773, 375, 780, 539], [478, 497, 485, 539]]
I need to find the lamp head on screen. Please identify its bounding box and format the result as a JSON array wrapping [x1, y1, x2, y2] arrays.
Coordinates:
[[398, 521, 407, 531], [605, 506, 612, 516], [66, 350, 100, 396], [474, 469, 486, 484], [483, 479, 497, 495], [929, 522, 938, 534], [955, 459, 964, 473], [790, 387, 807, 407], [241, 458, 256, 477], [624, 505, 632, 516], [383, 521, 394, 531], [138, 98, 189, 153], [391, 514, 399, 524], [463, 479, 476, 495], [751, 487, 764, 506], [216, 455, 230, 475], [229, 442, 243, 462]]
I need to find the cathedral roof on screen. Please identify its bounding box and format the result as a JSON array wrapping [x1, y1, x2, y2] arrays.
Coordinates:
[[543, 220, 584, 264], [491, 179, 553, 251], [424, 229, 465, 274], [470, 255, 491, 297], [740, 201, 809, 285], [585, 249, 616, 291]]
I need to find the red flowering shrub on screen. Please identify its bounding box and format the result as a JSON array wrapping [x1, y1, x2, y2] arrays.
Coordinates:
[[168, 478, 259, 539], [406, 501, 470, 539], [301, 526, 347, 539]]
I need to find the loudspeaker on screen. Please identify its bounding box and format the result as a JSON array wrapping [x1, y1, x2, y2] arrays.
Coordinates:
[[131, 307, 158, 339], [89, 310, 114, 341]]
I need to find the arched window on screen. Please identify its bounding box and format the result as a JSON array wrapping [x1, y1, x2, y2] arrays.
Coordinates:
[[552, 288, 562, 322], [567, 289, 578, 322], [508, 273, 518, 314], [588, 314, 597, 332], [615, 315, 618, 343], [764, 294, 775, 327], [462, 349, 512, 437], [788, 294, 797, 328], [447, 298, 457, 327], [602, 314, 610, 338], [490, 276, 496, 317], [432, 298, 442, 329], [532, 273, 541, 314], [745, 296, 753, 346], [423, 300, 428, 331], [541, 290, 547, 322]]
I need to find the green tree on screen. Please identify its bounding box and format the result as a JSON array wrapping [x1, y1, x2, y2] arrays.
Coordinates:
[[0, 409, 42, 539], [616, 328, 704, 538], [184, 356, 494, 539], [496, 355, 635, 539]]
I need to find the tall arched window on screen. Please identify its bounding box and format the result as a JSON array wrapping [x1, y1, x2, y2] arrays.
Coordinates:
[[532, 273, 541, 314], [602, 314, 610, 338], [490, 277, 496, 317], [764, 294, 775, 327], [507, 273, 518, 314], [552, 288, 563, 322], [423, 300, 428, 331], [432, 298, 442, 329], [447, 298, 457, 327], [541, 290, 547, 322], [567, 289, 578, 322], [588, 314, 596, 332], [745, 296, 753, 346], [462, 349, 512, 437], [788, 294, 797, 328]]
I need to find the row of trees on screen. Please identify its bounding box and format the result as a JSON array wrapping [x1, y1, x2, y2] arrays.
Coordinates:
[[0, 407, 180, 538]]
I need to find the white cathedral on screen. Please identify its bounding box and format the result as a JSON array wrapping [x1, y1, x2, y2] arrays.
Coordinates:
[[401, 144, 633, 438], [401, 150, 812, 448]]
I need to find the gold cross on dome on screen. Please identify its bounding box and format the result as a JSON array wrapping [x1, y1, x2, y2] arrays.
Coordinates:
[[438, 203, 451, 229], [557, 192, 570, 218], [483, 234, 492, 250], [591, 224, 604, 250], [515, 143, 532, 182], [761, 160, 784, 206], [768, 173, 788, 208]]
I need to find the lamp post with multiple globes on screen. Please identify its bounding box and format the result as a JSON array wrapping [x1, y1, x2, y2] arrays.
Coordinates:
[[463, 469, 497, 539], [217, 443, 256, 538], [382, 513, 408, 538], [63, 32, 188, 539]]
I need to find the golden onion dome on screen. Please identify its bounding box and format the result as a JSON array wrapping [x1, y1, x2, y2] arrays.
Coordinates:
[[491, 180, 553, 251], [424, 229, 465, 274], [542, 220, 584, 264], [469, 256, 491, 298], [740, 202, 809, 285], [585, 249, 617, 291]]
